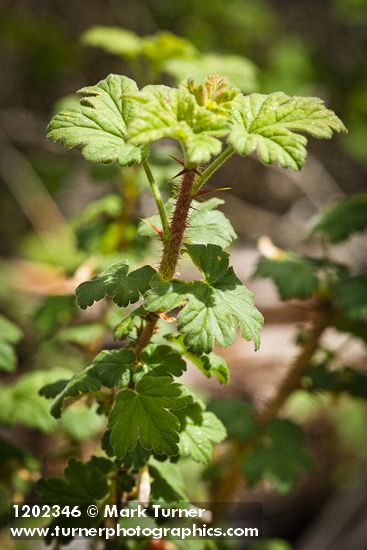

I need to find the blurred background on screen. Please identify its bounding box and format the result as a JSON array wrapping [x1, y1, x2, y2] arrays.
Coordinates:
[[0, 1, 366, 549]]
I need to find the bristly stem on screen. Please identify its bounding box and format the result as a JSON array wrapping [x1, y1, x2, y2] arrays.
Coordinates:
[[142, 160, 170, 239], [160, 169, 196, 280], [136, 149, 235, 353], [135, 170, 196, 357], [136, 148, 235, 352], [190, 146, 235, 197], [129, 156, 234, 520], [133, 170, 197, 497]]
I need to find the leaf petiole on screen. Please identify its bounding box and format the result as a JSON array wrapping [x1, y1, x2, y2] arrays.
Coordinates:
[[191, 146, 235, 197], [142, 160, 170, 240]]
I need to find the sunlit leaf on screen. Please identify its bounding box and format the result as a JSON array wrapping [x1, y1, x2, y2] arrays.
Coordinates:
[[145, 244, 263, 353], [175, 404, 226, 463], [228, 92, 346, 170], [48, 74, 147, 166], [129, 76, 238, 165]]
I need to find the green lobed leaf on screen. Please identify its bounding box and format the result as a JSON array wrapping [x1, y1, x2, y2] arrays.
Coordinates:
[[39, 378, 70, 400], [139, 198, 236, 249], [254, 253, 319, 300], [114, 306, 145, 341], [120, 444, 152, 470], [208, 399, 256, 441], [175, 403, 227, 463], [37, 456, 113, 503], [41, 349, 134, 418], [76, 261, 156, 309], [137, 344, 187, 379], [149, 457, 188, 501], [167, 333, 229, 384], [109, 376, 193, 458], [128, 76, 238, 166], [37, 456, 114, 544], [164, 54, 258, 92], [309, 193, 367, 243], [228, 92, 346, 170], [192, 351, 229, 384], [145, 244, 263, 354], [53, 94, 81, 113], [243, 419, 312, 493], [75, 348, 134, 390], [333, 275, 367, 320], [47, 74, 147, 166]]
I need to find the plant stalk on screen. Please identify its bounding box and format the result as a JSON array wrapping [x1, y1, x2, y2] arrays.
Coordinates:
[[160, 170, 196, 280], [130, 170, 198, 515], [113, 151, 240, 539], [136, 150, 235, 353], [142, 160, 170, 239], [190, 146, 234, 197], [135, 313, 159, 359], [133, 169, 196, 358]]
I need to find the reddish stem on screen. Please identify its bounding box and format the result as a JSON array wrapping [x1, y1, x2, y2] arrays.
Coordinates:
[[159, 170, 196, 280], [134, 170, 196, 358]]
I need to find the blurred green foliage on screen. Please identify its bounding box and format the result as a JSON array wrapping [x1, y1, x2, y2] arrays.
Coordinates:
[[0, 1, 366, 547]]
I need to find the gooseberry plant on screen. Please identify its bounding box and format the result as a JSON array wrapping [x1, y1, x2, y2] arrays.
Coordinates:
[[36, 72, 347, 546]]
